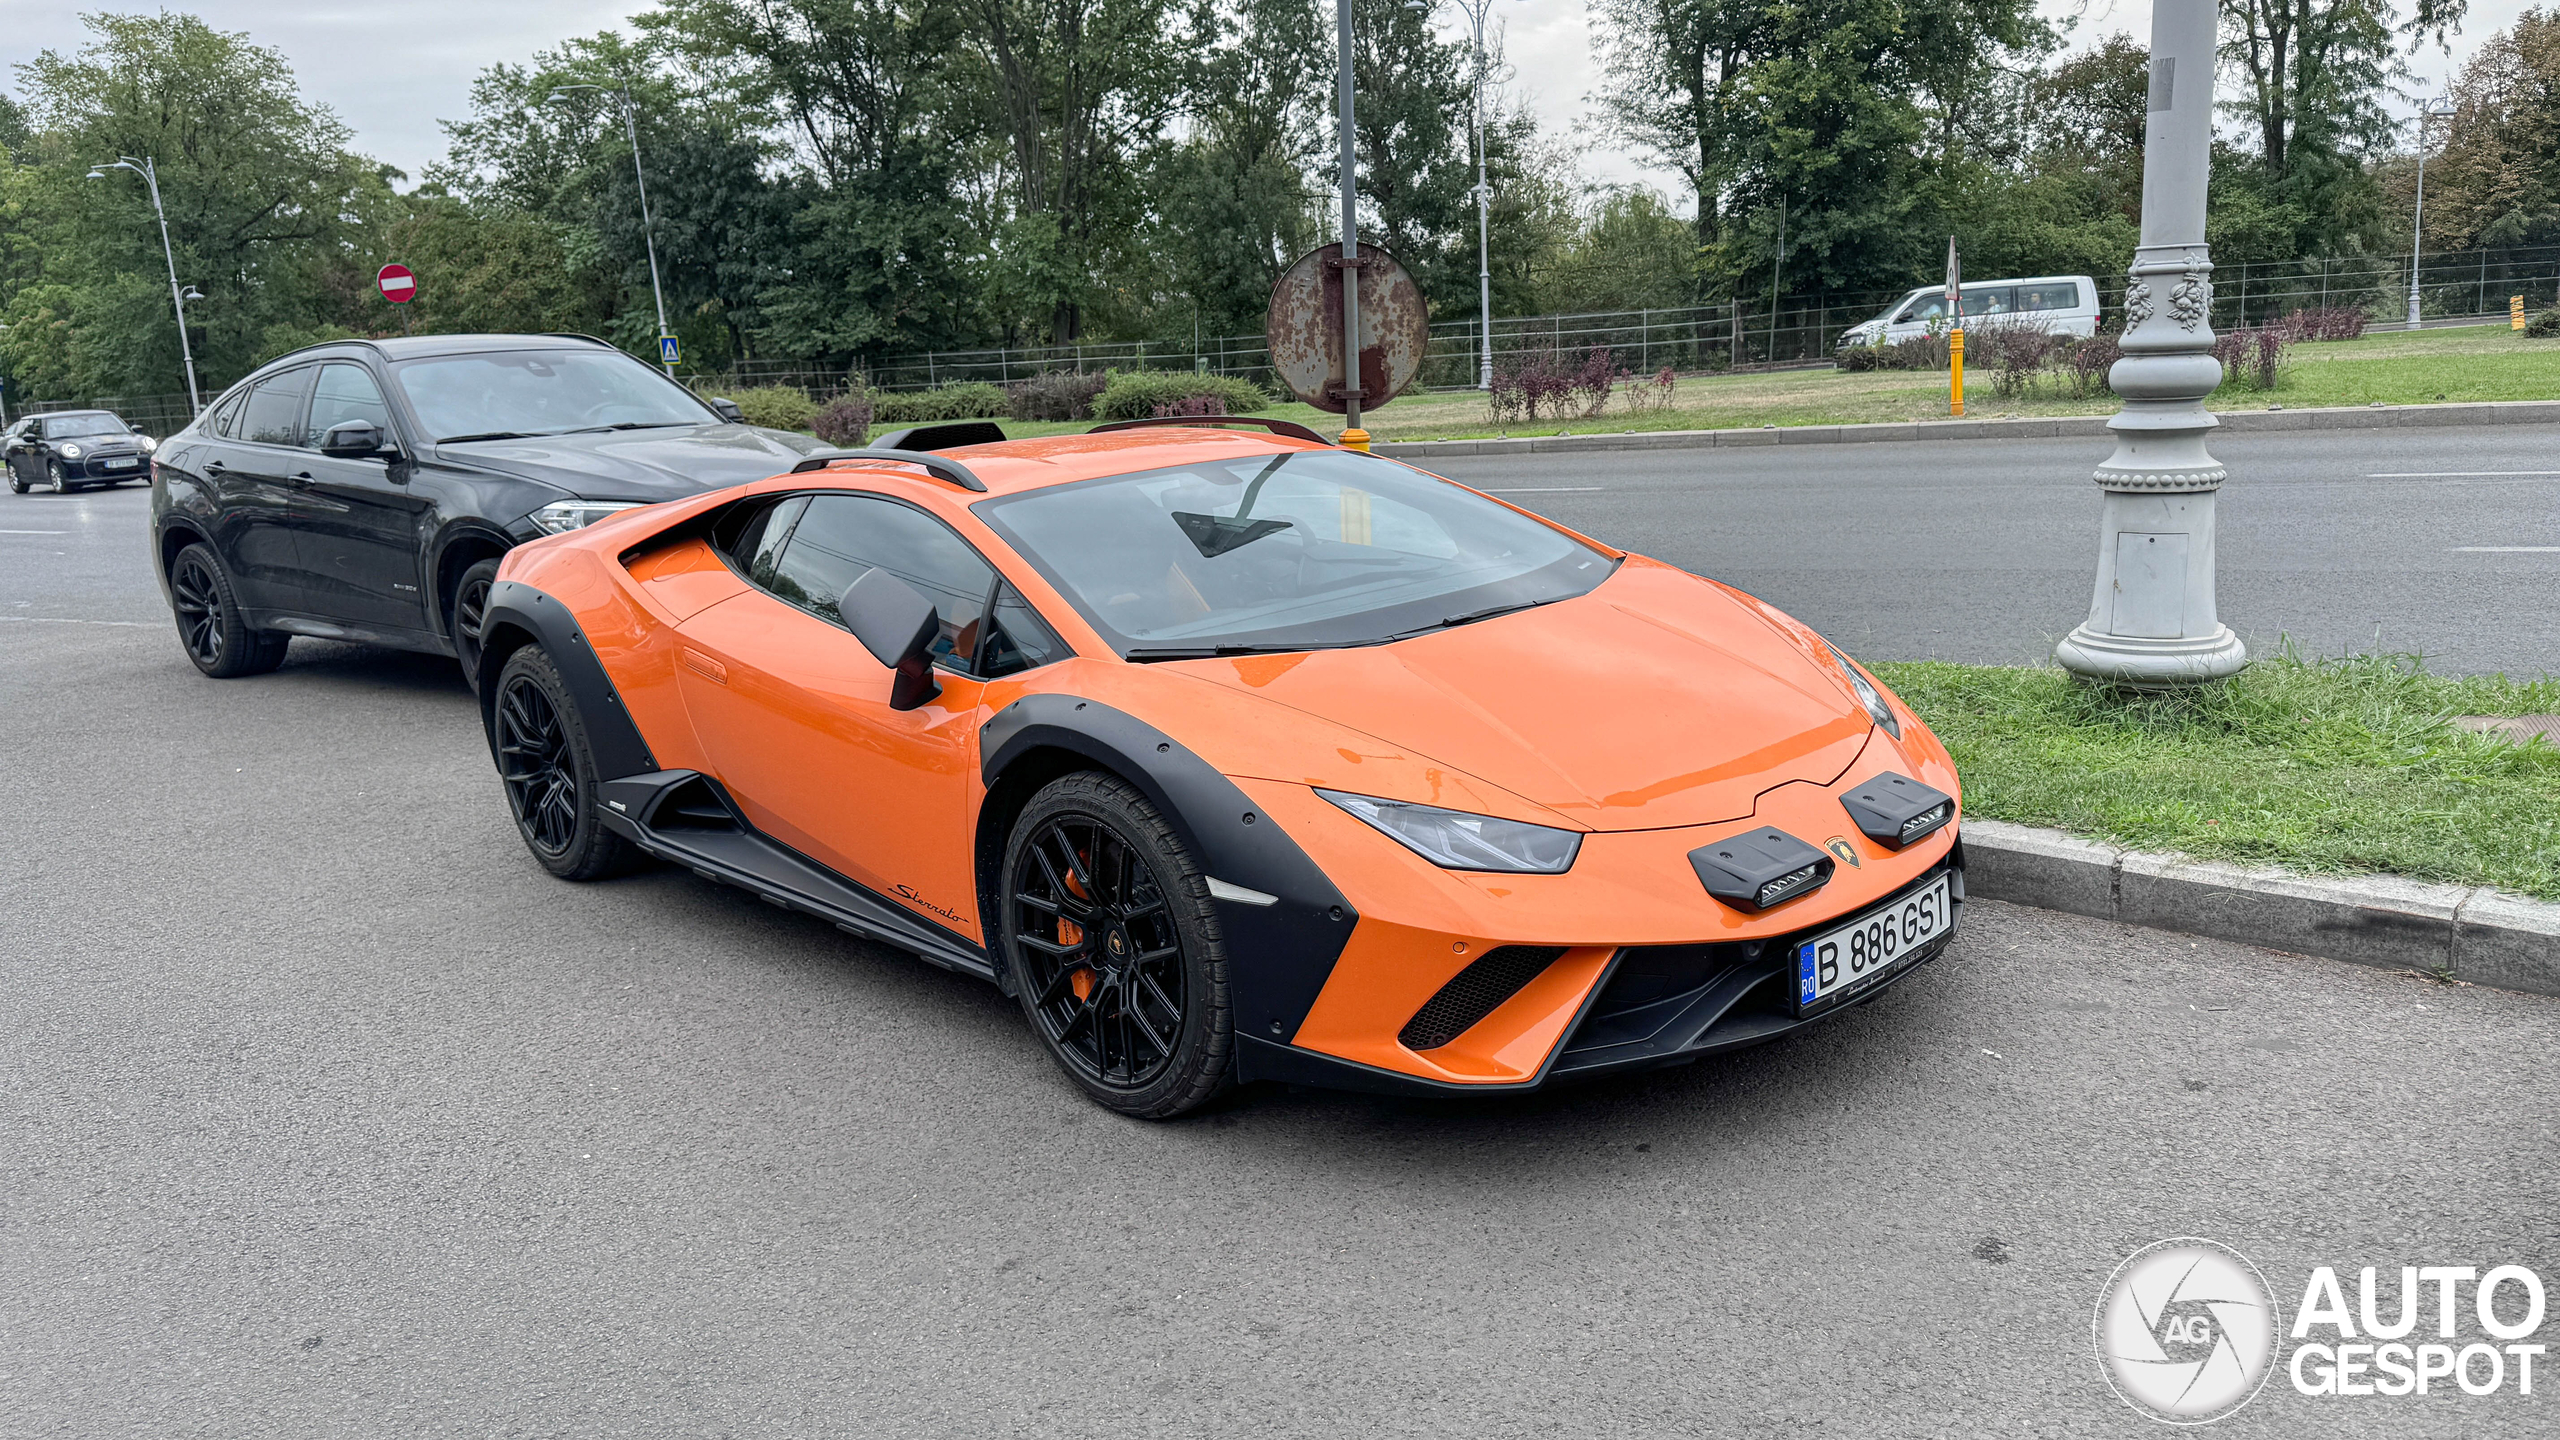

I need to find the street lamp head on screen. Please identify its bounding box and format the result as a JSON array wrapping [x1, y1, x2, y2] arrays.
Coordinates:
[[2424, 96, 2457, 115], [86, 169, 106, 180], [180, 286, 205, 302]]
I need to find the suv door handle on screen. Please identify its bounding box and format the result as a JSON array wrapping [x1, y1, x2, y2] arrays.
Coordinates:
[[203, 460, 228, 474]]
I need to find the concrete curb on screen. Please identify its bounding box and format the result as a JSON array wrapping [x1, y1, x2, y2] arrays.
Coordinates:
[[1372, 397, 2560, 460], [1961, 819, 2560, 997]]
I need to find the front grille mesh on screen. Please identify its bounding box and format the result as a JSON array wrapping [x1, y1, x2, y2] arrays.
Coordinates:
[[1398, 946, 1565, 1051]]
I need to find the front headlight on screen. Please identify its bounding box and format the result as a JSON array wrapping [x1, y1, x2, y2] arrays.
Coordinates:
[[529, 499, 643, 535], [1827, 642, 1902, 739], [136, 435, 158, 454], [58, 443, 82, 459], [1317, 790, 1582, 874]]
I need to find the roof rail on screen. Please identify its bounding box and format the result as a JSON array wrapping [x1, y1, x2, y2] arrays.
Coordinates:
[[1087, 415, 1331, 445], [788, 447, 988, 493]]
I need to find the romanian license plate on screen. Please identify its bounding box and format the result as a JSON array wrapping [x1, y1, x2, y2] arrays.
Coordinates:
[[104, 457, 139, 470], [1794, 874, 1953, 1014]]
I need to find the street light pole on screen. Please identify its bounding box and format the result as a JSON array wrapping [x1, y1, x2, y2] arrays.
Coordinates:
[[1450, 0, 1502, 391], [2053, 0, 2246, 687], [87, 157, 202, 415], [2407, 96, 2456, 329], [551, 82, 676, 377]]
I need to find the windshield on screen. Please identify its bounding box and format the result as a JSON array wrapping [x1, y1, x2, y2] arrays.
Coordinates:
[[972, 449, 1617, 656], [392, 349, 714, 443], [45, 415, 130, 439]]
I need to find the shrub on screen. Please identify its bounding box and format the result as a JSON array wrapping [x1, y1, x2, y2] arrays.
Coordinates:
[[871, 381, 1009, 425], [2525, 306, 2560, 339], [812, 394, 872, 447], [1880, 331, 1949, 370], [1151, 393, 1229, 418], [1834, 343, 1884, 372], [728, 385, 819, 431], [1620, 365, 1678, 412], [1977, 325, 2067, 399], [1008, 370, 1111, 422], [2279, 306, 2368, 343], [2061, 332, 2120, 398], [1090, 370, 1270, 421], [2211, 326, 2288, 390], [1488, 346, 1615, 424]]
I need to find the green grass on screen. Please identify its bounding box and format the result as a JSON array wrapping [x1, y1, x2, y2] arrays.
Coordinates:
[[1867, 653, 2560, 900]]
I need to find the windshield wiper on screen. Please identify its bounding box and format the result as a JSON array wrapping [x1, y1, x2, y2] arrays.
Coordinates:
[[1124, 642, 1355, 663], [436, 430, 545, 443], [561, 422, 691, 434], [1390, 598, 1551, 640]]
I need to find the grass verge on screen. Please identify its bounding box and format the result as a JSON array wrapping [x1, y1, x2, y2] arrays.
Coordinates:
[[1868, 653, 2560, 901]]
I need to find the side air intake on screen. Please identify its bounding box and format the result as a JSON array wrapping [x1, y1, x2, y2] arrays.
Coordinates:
[[1398, 946, 1565, 1051], [647, 775, 739, 831]]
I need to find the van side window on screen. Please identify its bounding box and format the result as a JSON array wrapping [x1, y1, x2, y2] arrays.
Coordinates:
[[2019, 282, 2084, 313]]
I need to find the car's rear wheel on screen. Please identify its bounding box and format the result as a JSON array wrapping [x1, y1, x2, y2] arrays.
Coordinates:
[[494, 645, 633, 881], [7, 463, 26, 495], [450, 557, 501, 694], [1002, 771, 1233, 1119], [169, 543, 289, 678]]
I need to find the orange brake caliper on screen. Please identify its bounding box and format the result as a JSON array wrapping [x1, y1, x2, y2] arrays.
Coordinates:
[[1060, 858, 1095, 1000]]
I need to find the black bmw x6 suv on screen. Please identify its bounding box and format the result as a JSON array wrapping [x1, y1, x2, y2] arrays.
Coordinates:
[[151, 333, 825, 684]]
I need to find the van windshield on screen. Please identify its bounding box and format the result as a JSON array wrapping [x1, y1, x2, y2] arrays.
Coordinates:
[[972, 449, 1618, 658]]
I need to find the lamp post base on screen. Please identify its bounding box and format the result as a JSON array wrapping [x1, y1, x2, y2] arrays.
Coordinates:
[[2054, 623, 2246, 688]]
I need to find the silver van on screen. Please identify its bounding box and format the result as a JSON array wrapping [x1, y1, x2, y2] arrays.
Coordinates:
[[1838, 275, 2102, 349]]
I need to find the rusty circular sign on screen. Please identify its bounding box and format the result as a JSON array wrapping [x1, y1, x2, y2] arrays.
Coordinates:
[[1265, 243, 1428, 415]]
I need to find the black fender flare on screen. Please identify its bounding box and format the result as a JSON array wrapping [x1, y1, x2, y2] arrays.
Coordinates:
[[476, 579, 657, 781], [979, 694, 1357, 1045]]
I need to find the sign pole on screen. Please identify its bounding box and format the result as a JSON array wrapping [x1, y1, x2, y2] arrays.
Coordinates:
[[1334, 0, 1367, 451], [1945, 236, 1964, 417], [2054, 0, 2246, 687]]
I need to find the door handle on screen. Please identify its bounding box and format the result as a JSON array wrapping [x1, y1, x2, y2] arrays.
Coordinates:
[[203, 460, 228, 474], [680, 647, 728, 684], [294, 471, 314, 480]]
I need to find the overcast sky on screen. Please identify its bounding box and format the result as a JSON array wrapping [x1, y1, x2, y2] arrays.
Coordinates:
[[0, 0, 2528, 198]]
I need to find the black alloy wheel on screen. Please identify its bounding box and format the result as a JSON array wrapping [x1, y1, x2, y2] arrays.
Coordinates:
[[492, 645, 632, 881], [450, 558, 501, 693], [167, 543, 289, 678], [1004, 772, 1233, 1118]]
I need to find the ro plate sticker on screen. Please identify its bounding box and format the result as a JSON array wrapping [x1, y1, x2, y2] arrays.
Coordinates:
[[1797, 943, 1819, 1004]]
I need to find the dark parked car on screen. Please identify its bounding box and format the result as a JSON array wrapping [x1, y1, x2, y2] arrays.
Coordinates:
[[5, 409, 157, 493], [149, 333, 826, 683]]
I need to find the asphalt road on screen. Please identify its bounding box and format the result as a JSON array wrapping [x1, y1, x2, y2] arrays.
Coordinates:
[[1424, 423, 2560, 676], [5, 475, 2559, 1436]]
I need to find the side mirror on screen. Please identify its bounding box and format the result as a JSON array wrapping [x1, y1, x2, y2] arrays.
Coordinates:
[[839, 567, 943, 712], [320, 419, 389, 459], [709, 397, 744, 423]]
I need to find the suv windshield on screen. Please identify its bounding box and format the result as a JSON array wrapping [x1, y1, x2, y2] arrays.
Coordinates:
[[972, 449, 1616, 657], [45, 415, 130, 439], [393, 349, 713, 442]]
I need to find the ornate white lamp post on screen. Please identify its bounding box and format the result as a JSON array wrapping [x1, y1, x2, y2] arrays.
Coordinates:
[[2054, 0, 2247, 687]]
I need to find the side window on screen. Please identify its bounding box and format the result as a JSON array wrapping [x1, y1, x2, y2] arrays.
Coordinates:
[[238, 369, 314, 447], [2019, 282, 2084, 313], [305, 363, 390, 446], [207, 390, 248, 439], [1962, 285, 2019, 316], [979, 583, 1068, 677], [767, 494, 996, 673]]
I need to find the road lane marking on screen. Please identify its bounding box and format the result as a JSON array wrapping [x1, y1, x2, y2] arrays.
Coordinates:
[[1479, 487, 1605, 494], [2451, 546, 2560, 552], [1, 614, 157, 626], [2369, 471, 2560, 478]]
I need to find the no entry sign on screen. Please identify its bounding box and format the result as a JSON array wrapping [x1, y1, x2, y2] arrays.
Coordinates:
[[376, 263, 416, 305]]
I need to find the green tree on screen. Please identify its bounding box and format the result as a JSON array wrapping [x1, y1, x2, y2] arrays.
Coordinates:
[[3, 12, 391, 397], [2416, 7, 2560, 248]]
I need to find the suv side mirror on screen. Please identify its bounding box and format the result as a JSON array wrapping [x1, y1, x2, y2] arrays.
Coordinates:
[[320, 419, 389, 459], [839, 567, 943, 711], [709, 397, 743, 423]]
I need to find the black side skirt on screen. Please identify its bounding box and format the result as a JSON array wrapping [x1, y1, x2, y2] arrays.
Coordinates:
[[594, 769, 998, 984]]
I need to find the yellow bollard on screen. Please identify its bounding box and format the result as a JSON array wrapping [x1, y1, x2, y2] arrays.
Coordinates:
[[1949, 329, 1965, 417], [1339, 427, 1371, 453], [2514, 296, 2528, 331]]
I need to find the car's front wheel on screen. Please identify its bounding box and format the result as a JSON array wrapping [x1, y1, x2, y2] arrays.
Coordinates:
[[493, 644, 633, 881], [46, 460, 71, 494], [449, 558, 503, 693], [1002, 771, 1234, 1119], [168, 544, 289, 678]]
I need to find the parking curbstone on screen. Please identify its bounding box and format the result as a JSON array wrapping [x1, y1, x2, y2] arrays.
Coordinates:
[[1958, 819, 2560, 998], [1372, 397, 2560, 461]]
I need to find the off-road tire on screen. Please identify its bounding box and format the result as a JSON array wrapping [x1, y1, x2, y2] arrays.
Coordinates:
[[1001, 770, 1235, 1119], [493, 644, 635, 882]]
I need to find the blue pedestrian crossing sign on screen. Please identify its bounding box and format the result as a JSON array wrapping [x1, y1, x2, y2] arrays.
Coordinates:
[[659, 334, 679, 365]]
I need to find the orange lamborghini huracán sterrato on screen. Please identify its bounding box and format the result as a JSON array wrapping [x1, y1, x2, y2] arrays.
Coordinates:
[[476, 417, 1964, 1117]]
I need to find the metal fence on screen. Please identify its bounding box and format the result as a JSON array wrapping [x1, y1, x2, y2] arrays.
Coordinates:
[[10, 392, 197, 438]]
